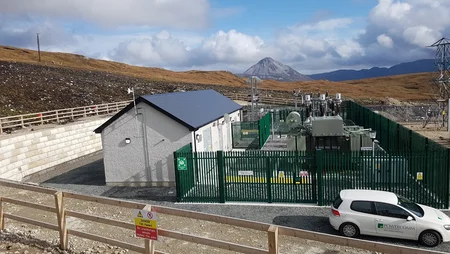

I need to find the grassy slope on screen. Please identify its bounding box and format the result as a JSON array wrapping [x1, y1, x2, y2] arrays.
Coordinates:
[[0, 45, 437, 102]]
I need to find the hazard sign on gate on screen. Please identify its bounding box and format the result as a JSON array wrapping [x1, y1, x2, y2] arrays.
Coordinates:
[[134, 209, 158, 240]]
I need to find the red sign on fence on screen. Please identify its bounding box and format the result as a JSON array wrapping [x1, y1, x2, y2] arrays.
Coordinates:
[[135, 225, 158, 240]]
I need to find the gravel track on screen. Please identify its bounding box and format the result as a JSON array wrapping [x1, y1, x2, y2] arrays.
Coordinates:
[[2, 159, 450, 253], [35, 160, 450, 253]]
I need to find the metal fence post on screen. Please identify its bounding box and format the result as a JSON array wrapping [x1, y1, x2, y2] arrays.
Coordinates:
[[173, 151, 181, 202], [316, 149, 324, 206], [266, 155, 272, 203], [447, 149, 450, 209], [217, 151, 226, 203]]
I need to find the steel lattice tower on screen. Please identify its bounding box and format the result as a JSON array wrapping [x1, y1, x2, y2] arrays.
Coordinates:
[[429, 38, 450, 100]]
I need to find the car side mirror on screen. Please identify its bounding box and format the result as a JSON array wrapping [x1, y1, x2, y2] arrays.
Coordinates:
[[407, 216, 413, 221]]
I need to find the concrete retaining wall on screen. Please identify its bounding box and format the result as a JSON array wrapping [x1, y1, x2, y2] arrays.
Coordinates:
[[0, 117, 108, 181]]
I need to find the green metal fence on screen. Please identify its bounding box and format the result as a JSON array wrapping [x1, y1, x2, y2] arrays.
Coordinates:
[[231, 121, 259, 149], [175, 148, 449, 208], [343, 100, 448, 153], [231, 112, 272, 150], [258, 113, 271, 148], [174, 101, 450, 208], [317, 149, 449, 209], [174, 150, 317, 203]]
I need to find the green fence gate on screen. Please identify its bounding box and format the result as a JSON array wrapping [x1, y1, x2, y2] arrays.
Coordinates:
[[174, 149, 317, 203], [223, 151, 316, 203]]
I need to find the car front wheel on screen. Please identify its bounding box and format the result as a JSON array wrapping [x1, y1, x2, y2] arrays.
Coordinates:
[[339, 222, 360, 238], [419, 230, 441, 247]]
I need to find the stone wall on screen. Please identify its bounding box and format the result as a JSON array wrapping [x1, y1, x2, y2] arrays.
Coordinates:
[[0, 117, 107, 181]]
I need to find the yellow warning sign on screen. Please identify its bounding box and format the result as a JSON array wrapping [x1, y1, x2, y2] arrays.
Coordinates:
[[135, 218, 157, 228], [417, 172, 423, 181], [137, 211, 143, 218]]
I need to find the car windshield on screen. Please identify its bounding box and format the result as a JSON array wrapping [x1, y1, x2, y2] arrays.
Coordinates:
[[397, 195, 424, 217]]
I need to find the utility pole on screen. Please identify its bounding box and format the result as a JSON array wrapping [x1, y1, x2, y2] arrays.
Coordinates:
[[36, 33, 41, 62]]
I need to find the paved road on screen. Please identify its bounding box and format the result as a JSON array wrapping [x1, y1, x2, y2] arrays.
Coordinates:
[[40, 159, 450, 253]]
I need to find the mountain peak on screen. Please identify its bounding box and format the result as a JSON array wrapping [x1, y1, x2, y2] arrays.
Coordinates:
[[259, 57, 275, 62], [242, 57, 312, 82]]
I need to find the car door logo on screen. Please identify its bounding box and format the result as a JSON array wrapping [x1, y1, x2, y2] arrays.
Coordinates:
[[378, 223, 384, 228]]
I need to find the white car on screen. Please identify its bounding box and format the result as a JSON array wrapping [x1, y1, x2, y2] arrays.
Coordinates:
[[329, 189, 450, 247]]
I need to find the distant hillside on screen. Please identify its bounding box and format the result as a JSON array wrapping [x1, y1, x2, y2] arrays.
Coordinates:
[[309, 59, 435, 81], [0, 45, 438, 116], [240, 57, 312, 82]]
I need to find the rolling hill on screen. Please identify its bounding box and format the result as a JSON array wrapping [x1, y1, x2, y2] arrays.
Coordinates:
[[0, 45, 439, 116], [308, 59, 435, 81]]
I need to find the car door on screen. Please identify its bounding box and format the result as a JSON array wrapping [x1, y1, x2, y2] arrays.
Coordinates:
[[349, 201, 378, 236], [373, 202, 417, 240]]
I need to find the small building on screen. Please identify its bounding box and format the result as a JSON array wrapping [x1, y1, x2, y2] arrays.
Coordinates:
[[94, 89, 242, 187]]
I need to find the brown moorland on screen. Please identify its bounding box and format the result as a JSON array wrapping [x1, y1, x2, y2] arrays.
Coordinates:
[[0, 45, 438, 114]]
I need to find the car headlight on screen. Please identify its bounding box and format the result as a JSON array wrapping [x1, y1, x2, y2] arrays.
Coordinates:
[[443, 225, 450, 230]]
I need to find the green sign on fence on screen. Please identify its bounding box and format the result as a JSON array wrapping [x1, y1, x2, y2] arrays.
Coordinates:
[[177, 157, 187, 170]]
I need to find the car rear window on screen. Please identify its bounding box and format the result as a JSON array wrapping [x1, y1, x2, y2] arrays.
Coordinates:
[[350, 201, 375, 214], [332, 195, 343, 209]]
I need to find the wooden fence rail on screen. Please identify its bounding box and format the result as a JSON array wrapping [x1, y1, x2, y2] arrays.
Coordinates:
[[0, 179, 446, 254], [0, 92, 298, 135], [0, 100, 132, 134], [0, 93, 301, 135]]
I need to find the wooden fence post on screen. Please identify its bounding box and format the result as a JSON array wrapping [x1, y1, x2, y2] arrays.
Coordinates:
[[142, 205, 155, 254], [0, 197, 4, 230], [268, 225, 278, 254], [54, 192, 68, 250], [56, 110, 60, 124], [0, 118, 3, 134], [20, 116, 24, 128]]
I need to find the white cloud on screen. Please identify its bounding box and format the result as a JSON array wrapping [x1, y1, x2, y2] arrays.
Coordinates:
[[107, 30, 270, 72], [403, 26, 441, 47], [108, 31, 191, 68], [377, 34, 394, 48], [1, 0, 450, 74], [0, 0, 211, 29], [289, 18, 354, 33]]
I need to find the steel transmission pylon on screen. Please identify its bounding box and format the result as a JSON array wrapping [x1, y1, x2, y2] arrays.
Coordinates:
[[428, 38, 450, 129]]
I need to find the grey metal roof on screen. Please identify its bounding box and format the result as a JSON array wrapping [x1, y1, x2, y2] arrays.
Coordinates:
[[94, 89, 242, 133], [141, 89, 242, 130]]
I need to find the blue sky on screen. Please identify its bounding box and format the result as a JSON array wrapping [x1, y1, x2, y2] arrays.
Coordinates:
[[0, 0, 448, 74]]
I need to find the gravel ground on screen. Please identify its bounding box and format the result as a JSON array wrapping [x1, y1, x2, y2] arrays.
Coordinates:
[[39, 161, 450, 253], [0, 186, 373, 254], [2, 160, 450, 253]]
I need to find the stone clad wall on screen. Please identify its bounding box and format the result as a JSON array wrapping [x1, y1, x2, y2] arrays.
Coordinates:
[[0, 118, 107, 181]]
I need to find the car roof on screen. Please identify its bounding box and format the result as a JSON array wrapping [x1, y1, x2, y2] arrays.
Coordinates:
[[340, 189, 398, 204]]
